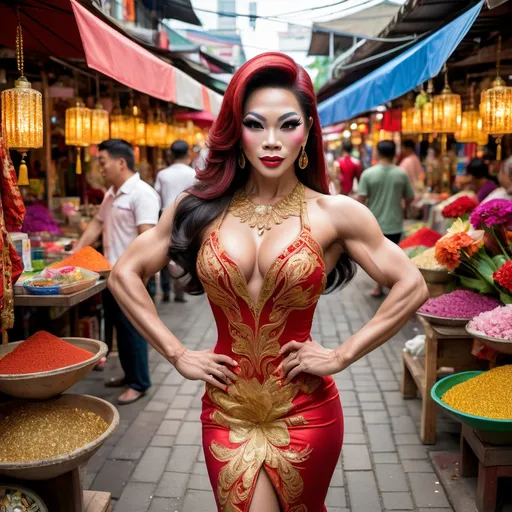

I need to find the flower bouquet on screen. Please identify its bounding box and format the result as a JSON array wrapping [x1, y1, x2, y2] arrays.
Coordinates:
[[434, 219, 504, 298], [469, 199, 512, 303], [441, 196, 478, 221]]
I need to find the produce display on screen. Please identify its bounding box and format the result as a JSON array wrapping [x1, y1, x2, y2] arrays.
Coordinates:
[[22, 205, 62, 235], [467, 305, 512, 340], [399, 227, 442, 250], [22, 266, 98, 295], [441, 196, 478, 219], [0, 402, 108, 462], [411, 247, 446, 270], [0, 331, 93, 374], [52, 246, 112, 273], [442, 365, 512, 419], [418, 290, 501, 319]]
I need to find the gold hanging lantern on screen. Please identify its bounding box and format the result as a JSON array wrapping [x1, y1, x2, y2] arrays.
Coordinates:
[[421, 80, 434, 138], [1, 24, 43, 186], [110, 101, 124, 140], [122, 104, 139, 145], [155, 109, 168, 149], [412, 108, 422, 134], [433, 70, 461, 134], [457, 83, 480, 143], [401, 107, 414, 134], [145, 110, 156, 147], [477, 118, 488, 146], [90, 103, 109, 144], [480, 36, 512, 160], [135, 116, 146, 147], [457, 110, 480, 143], [90, 76, 109, 144], [65, 99, 91, 175], [65, 100, 91, 146], [166, 119, 175, 147]]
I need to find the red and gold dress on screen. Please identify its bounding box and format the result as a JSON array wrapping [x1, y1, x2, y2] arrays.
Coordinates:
[[197, 184, 344, 512]]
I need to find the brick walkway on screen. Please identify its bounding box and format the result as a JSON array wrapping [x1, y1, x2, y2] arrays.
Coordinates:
[[72, 271, 458, 512]]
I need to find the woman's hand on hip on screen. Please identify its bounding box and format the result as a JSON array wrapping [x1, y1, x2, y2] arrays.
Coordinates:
[[279, 340, 342, 384], [174, 349, 238, 391]]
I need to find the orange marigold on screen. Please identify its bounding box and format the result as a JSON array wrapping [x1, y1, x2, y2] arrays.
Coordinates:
[[435, 232, 481, 271]]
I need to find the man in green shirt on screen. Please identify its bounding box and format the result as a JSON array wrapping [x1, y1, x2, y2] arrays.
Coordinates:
[[357, 140, 415, 297]]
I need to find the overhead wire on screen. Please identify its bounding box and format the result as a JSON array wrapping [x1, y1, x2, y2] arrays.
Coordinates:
[[162, 0, 421, 43]]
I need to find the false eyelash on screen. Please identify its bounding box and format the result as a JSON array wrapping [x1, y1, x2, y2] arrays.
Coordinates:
[[282, 119, 303, 128], [242, 119, 263, 128]]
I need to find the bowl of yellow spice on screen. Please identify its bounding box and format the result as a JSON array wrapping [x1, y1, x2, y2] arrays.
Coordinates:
[[431, 366, 512, 432], [0, 394, 119, 480]]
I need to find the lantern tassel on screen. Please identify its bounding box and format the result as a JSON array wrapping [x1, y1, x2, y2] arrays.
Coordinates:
[[18, 153, 29, 186], [496, 138, 502, 161], [76, 147, 82, 175]]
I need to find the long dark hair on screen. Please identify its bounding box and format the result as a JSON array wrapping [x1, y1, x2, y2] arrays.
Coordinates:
[[169, 52, 356, 294]]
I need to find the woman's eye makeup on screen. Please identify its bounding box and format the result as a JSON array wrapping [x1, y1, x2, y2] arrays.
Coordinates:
[[242, 117, 303, 130], [242, 118, 263, 129], [281, 118, 303, 130]]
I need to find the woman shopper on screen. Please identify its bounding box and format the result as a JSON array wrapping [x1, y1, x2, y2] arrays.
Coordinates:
[[109, 53, 428, 511]]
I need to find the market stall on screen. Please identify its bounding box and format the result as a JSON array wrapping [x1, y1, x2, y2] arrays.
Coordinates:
[[401, 197, 512, 509]]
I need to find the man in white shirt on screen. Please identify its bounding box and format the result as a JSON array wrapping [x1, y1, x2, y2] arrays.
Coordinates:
[[155, 140, 196, 302], [74, 139, 160, 405]]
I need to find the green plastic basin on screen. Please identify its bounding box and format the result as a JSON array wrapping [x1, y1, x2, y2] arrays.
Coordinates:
[[431, 371, 512, 432]]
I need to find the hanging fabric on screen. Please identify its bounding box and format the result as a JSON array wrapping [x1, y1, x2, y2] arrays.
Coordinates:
[[0, 137, 26, 343]]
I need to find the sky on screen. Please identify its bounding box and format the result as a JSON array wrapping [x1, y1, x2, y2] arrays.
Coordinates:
[[169, 0, 407, 64]]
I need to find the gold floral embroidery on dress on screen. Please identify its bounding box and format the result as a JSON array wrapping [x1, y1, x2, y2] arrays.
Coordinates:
[[208, 376, 312, 511]]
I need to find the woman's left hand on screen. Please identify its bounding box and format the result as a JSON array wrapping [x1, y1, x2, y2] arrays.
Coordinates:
[[279, 339, 342, 384]]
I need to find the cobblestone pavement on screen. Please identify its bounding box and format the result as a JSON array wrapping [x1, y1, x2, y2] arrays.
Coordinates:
[[72, 271, 460, 512]]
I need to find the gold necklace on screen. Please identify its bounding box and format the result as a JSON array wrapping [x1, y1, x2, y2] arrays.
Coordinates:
[[229, 181, 304, 236]]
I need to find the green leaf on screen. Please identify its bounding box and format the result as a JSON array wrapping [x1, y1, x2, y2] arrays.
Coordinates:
[[458, 276, 493, 294], [499, 292, 512, 304], [493, 255, 507, 269]]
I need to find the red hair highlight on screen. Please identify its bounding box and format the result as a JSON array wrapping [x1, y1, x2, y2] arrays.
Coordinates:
[[193, 52, 329, 199]]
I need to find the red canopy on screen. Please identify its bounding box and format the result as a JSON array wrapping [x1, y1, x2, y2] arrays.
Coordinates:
[[174, 110, 216, 129]]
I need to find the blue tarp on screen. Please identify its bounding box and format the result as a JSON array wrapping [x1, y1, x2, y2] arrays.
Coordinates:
[[318, 1, 484, 127]]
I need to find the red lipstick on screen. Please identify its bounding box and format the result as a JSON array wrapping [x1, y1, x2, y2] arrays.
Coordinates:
[[260, 156, 284, 168]]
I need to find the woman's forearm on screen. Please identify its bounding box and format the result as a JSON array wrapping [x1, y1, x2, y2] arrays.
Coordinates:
[[335, 275, 428, 371], [108, 268, 185, 363]]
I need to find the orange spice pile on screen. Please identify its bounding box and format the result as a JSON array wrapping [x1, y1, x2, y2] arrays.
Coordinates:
[[53, 246, 112, 273]]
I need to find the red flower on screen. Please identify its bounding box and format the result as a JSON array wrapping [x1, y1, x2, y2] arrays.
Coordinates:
[[494, 261, 512, 292], [442, 196, 479, 219]]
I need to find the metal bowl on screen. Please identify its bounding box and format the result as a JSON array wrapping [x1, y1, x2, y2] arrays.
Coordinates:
[[466, 326, 512, 355], [0, 394, 119, 480], [418, 267, 453, 284], [416, 311, 469, 327], [0, 338, 107, 399], [431, 371, 512, 432]]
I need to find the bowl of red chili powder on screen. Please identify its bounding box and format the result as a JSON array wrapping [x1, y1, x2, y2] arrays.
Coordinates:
[[0, 332, 108, 399]]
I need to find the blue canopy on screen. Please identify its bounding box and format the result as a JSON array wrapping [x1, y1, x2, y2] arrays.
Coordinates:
[[318, 1, 484, 127]]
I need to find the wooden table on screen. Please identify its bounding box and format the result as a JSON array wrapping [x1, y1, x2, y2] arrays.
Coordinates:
[[14, 280, 107, 308], [13, 280, 107, 337], [460, 425, 512, 512], [401, 315, 488, 445]]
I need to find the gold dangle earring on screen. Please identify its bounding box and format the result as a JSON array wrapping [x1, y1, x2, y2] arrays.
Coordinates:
[[238, 148, 246, 169], [298, 145, 308, 170]]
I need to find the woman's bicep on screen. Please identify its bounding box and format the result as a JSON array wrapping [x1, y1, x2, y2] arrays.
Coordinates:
[[115, 202, 176, 279]]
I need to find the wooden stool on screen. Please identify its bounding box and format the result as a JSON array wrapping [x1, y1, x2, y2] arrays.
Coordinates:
[[401, 315, 488, 444], [460, 424, 512, 512]]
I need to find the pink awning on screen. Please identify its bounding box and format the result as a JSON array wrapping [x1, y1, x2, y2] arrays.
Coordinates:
[[70, 0, 221, 114]]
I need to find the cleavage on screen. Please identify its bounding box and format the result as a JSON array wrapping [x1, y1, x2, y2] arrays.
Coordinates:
[[217, 215, 303, 304]]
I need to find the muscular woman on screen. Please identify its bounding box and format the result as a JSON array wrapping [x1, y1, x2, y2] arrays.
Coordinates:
[[109, 53, 428, 511]]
